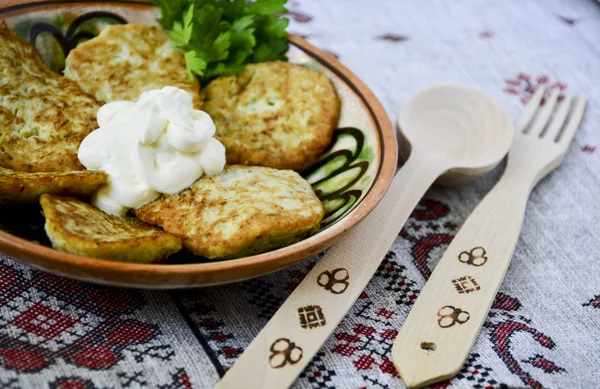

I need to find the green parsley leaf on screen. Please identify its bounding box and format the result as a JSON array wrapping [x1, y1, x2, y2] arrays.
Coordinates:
[[151, 0, 188, 30], [182, 4, 194, 44], [184, 50, 207, 81], [232, 15, 255, 32], [168, 22, 185, 46], [150, 0, 289, 84], [247, 0, 287, 15]]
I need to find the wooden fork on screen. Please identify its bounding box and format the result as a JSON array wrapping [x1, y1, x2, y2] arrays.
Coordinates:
[[392, 85, 587, 388]]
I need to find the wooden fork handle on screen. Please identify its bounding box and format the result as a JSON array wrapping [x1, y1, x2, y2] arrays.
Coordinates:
[[216, 153, 444, 389], [392, 166, 535, 388]]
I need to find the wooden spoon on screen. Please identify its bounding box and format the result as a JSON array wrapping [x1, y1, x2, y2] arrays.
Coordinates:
[[215, 84, 514, 389]]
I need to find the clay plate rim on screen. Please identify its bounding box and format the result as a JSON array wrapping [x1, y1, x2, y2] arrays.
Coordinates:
[[0, 1, 398, 288]]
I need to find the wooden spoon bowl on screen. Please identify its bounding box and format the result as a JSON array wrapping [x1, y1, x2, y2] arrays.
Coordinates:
[[398, 84, 513, 185]]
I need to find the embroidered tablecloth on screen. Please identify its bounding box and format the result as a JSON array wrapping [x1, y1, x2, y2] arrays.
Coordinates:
[[1, 1, 599, 388]]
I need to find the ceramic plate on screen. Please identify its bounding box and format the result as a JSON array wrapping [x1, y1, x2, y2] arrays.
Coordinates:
[[0, 0, 397, 288]]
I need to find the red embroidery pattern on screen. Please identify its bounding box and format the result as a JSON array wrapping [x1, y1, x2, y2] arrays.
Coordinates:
[[177, 296, 241, 363], [49, 377, 104, 389], [0, 258, 187, 387], [484, 294, 564, 389], [298, 351, 337, 387], [556, 15, 578, 26], [373, 252, 419, 305], [504, 73, 567, 104], [0, 267, 154, 372], [377, 33, 409, 42], [286, 10, 312, 23], [583, 295, 600, 309], [479, 30, 494, 39], [492, 293, 522, 311], [453, 353, 500, 389], [486, 321, 557, 389], [400, 199, 456, 279], [524, 355, 566, 374], [331, 323, 399, 377]]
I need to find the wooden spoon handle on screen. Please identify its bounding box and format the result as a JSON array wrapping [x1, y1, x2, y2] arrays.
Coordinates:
[[216, 153, 444, 389], [392, 166, 535, 388]]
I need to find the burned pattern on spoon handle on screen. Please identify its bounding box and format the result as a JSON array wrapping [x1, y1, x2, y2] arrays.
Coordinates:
[[316, 268, 350, 294]]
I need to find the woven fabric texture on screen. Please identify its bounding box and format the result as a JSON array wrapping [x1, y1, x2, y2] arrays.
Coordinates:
[[1, 1, 599, 388]]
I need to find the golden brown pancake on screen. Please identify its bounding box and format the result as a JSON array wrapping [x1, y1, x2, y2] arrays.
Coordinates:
[[0, 22, 100, 172], [40, 194, 182, 263], [64, 23, 202, 108], [0, 166, 107, 203], [135, 165, 324, 259], [201, 61, 340, 171]]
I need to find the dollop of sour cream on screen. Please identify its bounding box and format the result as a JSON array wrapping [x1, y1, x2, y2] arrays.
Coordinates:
[[78, 86, 226, 217]]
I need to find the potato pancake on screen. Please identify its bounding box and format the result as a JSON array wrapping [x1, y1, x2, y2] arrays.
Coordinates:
[[64, 23, 202, 108], [135, 165, 324, 259], [0, 22, 100, 172], [201, 61, 340, 171], [40, 194, 182, 263], [0, 166, 106, 203]]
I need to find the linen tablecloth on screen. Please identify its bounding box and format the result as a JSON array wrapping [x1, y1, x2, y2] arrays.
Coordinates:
[[1, 1, 599, 388]]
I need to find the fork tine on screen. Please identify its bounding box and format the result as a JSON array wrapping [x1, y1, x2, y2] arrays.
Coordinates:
[[515, 85, 546, 132], [530, 88, 561, 137], [557, 97, 587, 145], [545, 95, 572, 141]]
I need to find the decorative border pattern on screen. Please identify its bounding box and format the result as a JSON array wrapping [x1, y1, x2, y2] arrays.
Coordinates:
[[28, 11, 125, 70]]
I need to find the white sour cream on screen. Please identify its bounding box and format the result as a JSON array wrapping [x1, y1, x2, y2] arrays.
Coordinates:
[[78, 86, 226, 217]]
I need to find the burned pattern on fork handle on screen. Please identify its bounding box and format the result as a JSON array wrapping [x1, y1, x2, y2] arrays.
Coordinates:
[[437, 306, 471, 328], [458, 247, 488, 266], [452, 276, 481, 294], [269, 338, 303, 368], [317, 268, 350, 294]]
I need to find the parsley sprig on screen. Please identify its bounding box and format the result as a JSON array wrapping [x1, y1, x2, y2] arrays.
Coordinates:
[[150, 0, 289, 84]]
